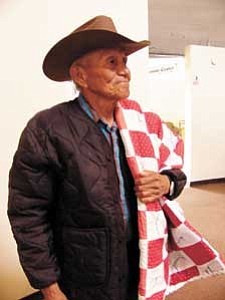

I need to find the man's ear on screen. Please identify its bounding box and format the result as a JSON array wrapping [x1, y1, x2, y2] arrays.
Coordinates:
[[69, 65, 87, 88]]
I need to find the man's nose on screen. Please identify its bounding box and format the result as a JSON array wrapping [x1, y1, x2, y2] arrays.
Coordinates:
[[118, 64, 130, 78]]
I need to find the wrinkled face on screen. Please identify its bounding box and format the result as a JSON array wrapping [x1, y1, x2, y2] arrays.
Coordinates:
[[72, 48, 131, 100]]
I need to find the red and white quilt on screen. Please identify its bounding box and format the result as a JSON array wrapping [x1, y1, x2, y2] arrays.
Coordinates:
[[115, 99, 225, 300]]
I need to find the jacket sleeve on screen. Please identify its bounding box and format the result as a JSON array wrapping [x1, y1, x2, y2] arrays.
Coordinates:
[[8, 123, 61, 289], [160, 168, 187, 200]]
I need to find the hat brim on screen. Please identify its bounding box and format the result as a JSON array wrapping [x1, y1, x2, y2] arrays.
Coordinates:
[[42, 30, 150, 82]]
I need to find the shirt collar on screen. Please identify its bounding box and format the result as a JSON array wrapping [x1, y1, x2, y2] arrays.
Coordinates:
[[77, 93, 117, 129]]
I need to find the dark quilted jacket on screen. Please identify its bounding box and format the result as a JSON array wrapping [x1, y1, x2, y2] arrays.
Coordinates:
[[8, 99, 139, 300], [8, 99, 186, 300]]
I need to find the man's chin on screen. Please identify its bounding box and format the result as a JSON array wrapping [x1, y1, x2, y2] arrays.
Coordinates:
[[104, 89, 130, 101], [118, 88, 130, 99]]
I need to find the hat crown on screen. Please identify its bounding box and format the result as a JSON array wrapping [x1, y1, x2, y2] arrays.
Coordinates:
[[72, 15, 117, 34]]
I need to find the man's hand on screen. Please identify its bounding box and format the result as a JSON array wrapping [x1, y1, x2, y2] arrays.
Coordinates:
[[134, 170, 170, 203], [41, 282, 68, 300]]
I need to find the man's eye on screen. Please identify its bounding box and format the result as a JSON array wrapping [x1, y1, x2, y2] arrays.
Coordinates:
[[109, 59, 116, 64]]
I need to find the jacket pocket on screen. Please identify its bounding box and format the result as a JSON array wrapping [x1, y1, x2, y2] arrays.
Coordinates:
[[62, 227, 110, 287]]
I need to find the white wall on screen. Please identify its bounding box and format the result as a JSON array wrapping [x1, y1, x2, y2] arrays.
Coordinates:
[[147, 47, 225, 183], [0, 1, 149, 299], [185, 45, 225, 182]]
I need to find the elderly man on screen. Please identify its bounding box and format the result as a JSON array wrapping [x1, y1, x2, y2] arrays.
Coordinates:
[[8, 16, 186, 300]]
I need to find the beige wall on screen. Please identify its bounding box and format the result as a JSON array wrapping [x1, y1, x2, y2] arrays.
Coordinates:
[[0, 1, 149, 299]]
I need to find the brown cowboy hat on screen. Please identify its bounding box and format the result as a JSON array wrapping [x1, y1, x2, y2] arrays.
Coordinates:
[[42, 15, 150, 81]]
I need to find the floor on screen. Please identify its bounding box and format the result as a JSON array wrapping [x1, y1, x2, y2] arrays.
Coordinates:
[[166, 182, 225, 300]]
